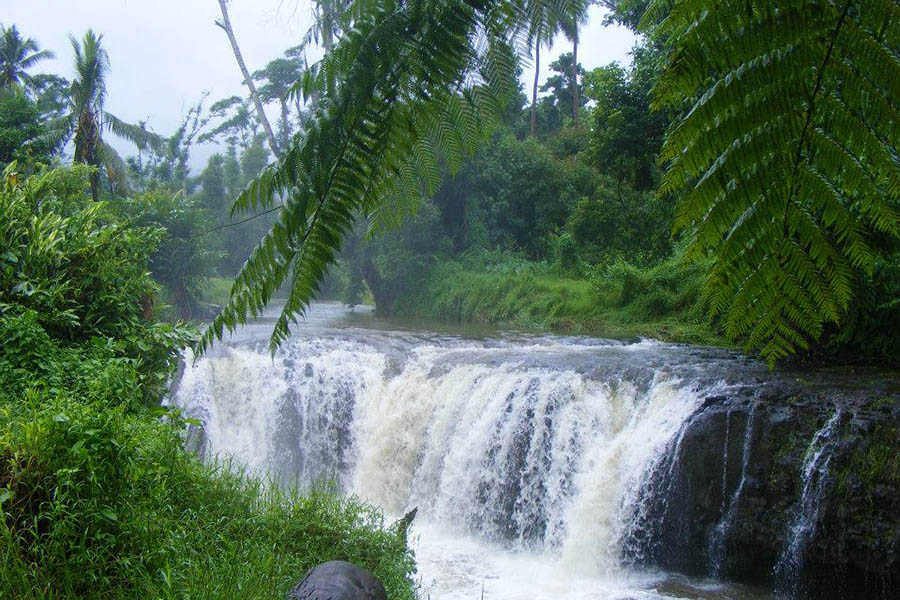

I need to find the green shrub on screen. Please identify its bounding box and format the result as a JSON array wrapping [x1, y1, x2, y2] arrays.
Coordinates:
[[820, 249, 900, 364], [0, 165, 192, 403], [548, 231, 583, 277]]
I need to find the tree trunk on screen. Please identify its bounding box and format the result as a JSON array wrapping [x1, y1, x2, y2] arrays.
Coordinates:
[[74, 111, 100, 200], [216, 0, 281, 158], [360, 256, 396, 314], [279, 98, 291, 149], [530, 35, 541, 137], [294, 96, 303, 123], [572, 30, 579, 126]]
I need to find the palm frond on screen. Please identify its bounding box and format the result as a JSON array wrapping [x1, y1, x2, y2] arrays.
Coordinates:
[[37, 113, 76, 153], [103, 112, 166, 154], [649, 0, 900, 366], [98, 140, 129, 191], [69, 30, 109, 112], [18, 49, 54, 69]]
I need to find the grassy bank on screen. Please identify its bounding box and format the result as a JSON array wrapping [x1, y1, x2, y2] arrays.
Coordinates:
[[0, 317, 414, 600], [199, 276, 236, 308], [0, 389, 415, 600], [393, 253, 726, 346]]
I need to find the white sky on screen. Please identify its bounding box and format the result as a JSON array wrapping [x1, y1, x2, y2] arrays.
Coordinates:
[[6, 1, 638, 171]]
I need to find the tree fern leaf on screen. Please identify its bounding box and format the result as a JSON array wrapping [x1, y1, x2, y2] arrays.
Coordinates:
[[649, 0, 900, 366]]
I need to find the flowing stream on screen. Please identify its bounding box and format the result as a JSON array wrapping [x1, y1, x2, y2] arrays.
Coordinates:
[[171, 303, 777, 599]]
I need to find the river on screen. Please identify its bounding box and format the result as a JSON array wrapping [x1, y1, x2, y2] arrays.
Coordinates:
[[170, 302, 781, 599]]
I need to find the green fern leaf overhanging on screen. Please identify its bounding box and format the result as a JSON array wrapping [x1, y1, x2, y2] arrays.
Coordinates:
[[645, 0, 900, 367], [196, 0, 520, 356]]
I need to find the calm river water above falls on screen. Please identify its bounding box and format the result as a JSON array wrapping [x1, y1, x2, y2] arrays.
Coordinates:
[[171, 303, 778, 600]]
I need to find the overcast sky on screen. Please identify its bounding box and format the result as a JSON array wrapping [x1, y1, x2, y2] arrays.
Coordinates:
[[6, 1, 638, 171]]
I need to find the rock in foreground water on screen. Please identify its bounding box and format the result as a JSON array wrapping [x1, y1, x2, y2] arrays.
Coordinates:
[[287, 561, 387, 600]]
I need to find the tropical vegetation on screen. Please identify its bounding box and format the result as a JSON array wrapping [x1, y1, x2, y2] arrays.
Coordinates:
[[0, 0, 898, 595], [646, 0, 900, 365], [0, 24, 54, 90], [0, 164, 415, 599]]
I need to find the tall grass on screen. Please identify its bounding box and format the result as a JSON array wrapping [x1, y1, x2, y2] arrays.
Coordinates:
[[0, 394, 416, 600], [395, 250, 723, 345]]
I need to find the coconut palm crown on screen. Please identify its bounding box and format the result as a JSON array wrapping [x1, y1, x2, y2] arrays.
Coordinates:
[[0, 24, 54, 90], [48, 30, 163, 200]]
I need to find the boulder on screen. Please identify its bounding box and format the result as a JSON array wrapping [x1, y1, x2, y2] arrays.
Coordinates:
[[287, 561, 387, 600]]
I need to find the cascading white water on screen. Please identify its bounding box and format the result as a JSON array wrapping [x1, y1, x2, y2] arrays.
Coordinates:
[[170, 305, 767, 599], [709, 405, 757, 575], [774, 410, 843, 594], [176, 339, 387, 488]]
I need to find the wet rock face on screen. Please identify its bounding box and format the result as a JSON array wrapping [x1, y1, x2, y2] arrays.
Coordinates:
[[624, 378, 900, 600], [287, 561, 386, 600]]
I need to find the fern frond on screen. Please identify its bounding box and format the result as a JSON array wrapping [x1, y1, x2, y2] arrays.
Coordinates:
[[650, 0, 900, 366], [197, 0, 518, 356]]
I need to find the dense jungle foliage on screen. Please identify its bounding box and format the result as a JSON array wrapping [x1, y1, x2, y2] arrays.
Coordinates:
[[0, 164, 416, 598], [0, 0, 897, 594]]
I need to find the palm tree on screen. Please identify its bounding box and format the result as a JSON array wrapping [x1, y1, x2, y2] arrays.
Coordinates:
[[0, 24, 54, 90], [526, 0, 562, 136], [49, 30, 162, 200], [558, 0, 590, 125]]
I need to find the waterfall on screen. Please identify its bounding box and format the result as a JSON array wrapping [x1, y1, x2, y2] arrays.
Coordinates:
[[709, 404, 757, 575], [774, 409, 843, 595], [164, 303, 896, 600], [172, 335, 713, 571], [173, 339, 387, 488]]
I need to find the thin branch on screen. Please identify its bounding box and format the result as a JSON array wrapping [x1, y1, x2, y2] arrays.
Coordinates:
[[197, 204, 284, 237], [788, 0, 853, 200], [782, 0, 853, 242]]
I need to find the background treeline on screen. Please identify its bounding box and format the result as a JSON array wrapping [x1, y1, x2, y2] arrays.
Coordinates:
[[1, 26, 311, 318], [328, 30, 899, 363], [2, 0, 897, 364]]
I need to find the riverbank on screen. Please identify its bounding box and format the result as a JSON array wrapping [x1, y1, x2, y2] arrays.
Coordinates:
[[202, 259, 724, 345], [388, 256, 727, 346]]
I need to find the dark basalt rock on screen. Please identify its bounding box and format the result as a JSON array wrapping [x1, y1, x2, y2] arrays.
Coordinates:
[[287, 561, 386, 600], [622, 374, 900, 600]]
